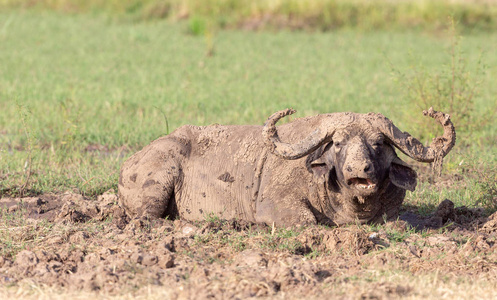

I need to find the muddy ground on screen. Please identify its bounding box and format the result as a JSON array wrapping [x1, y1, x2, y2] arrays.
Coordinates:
[[1, 191, 497, 299]]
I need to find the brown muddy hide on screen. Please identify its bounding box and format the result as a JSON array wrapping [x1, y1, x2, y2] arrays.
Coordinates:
[[120, 108, 454, 228], [306, 121, 417, 225]]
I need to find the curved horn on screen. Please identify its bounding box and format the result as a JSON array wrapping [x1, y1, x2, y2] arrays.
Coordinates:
[[262, 109, 334, 160], [376, 107, 456, 162]]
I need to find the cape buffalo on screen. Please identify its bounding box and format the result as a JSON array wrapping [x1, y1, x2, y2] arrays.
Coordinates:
[[118, 108, 455, 226]]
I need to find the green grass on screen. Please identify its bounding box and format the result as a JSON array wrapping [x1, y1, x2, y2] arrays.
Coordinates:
[[0, 11, 496, 213], [404, 151, 497, 214]]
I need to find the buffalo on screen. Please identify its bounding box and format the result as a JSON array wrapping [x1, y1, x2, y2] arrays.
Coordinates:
[[118, 108, 455, 226]]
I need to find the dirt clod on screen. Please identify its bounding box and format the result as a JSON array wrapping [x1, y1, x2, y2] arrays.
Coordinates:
[[235, 249, 268, 267], [14, 250, 38, 274]]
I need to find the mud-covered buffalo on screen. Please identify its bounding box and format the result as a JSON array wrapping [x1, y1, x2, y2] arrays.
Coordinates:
[[118, 108, 455, 226]]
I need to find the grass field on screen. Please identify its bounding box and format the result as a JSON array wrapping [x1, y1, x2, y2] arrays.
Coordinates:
[[0, 7, 497, 299], [1, 10, 496, 204]]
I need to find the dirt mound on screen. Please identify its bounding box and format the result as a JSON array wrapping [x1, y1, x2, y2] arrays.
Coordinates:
[[1, 193, 497, 298]]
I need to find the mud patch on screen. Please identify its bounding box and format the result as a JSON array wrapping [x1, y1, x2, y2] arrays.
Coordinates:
[[0, 193, 496, 298], [217, 172, 235, 183]]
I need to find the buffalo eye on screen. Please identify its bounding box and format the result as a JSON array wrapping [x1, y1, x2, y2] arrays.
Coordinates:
[[333, 140, 345, 153], [333, 135, 346, 151], [371, 137, 384, 149]]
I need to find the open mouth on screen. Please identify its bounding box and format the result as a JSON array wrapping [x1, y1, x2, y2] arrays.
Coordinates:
[[347, 178, 376, 190]]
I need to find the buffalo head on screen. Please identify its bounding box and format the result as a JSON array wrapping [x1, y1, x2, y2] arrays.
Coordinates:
[[262, 108, 456, 224]]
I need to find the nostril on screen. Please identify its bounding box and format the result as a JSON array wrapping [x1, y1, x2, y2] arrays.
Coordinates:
[[363, 163, 373, 172]]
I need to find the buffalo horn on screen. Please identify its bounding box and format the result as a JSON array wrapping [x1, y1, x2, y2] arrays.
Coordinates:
[[262, 109, 334, 160], [376, 107, 456, 162]]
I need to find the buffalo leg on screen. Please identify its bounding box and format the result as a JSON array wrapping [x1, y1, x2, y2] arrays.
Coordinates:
[[118, 138, 185, 219]]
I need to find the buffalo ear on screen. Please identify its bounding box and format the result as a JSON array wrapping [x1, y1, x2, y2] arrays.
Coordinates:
[[310, 157, 340, 193], [389, 157, 417, 191], [307, 143, 329, 178], [307, 142, 339, 192], [310, 157, 330, 178]]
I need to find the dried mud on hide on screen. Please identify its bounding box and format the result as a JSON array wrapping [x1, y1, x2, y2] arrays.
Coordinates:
[[1, 193, 497, 299]]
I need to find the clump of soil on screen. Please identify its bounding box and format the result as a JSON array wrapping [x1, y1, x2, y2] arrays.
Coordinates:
[[1, 193, 496, 298]]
